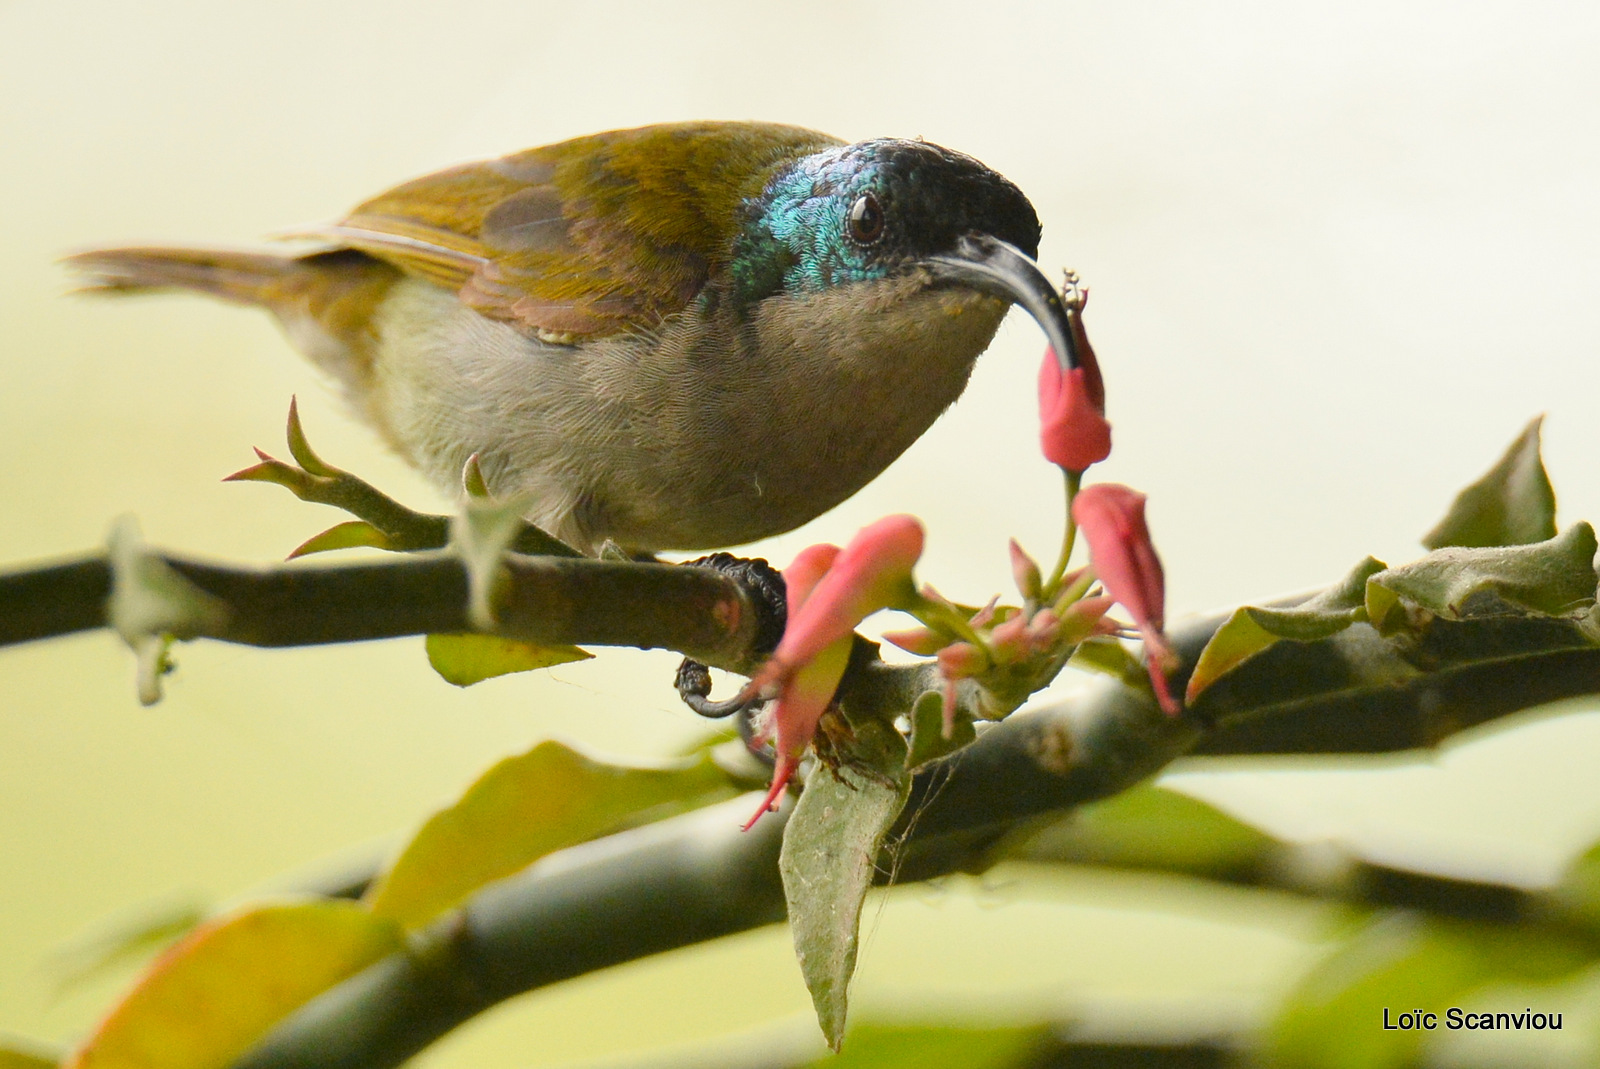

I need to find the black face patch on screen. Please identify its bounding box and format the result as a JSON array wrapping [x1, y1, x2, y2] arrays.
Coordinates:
[[853, 138, 1041, 265], [730, 137, 1042, 306]]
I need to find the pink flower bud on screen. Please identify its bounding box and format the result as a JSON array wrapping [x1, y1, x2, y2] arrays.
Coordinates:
[[934, 639, 988, 738], [741, 636, 852, 831], [936, 640, 986, 680], [941, 678, 960, 740], [1040, 353, 1112, 473], [1024, 609, 1061, 651], [1054, 594, 1118, 647], [882, 627, 948, 656], [968, 596, 1001, 629], [1009, 540, 1043, 601], [1071, 484, 1180, 715], [1052, 566, 1089, 600], [988, 614, 1031, 663], [741, 516, 927, 828], [768, 515, 923, 673]]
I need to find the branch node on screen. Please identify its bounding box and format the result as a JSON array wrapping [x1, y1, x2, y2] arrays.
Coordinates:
[[450, 495, 534, 632], [105, 517, 228, 704]]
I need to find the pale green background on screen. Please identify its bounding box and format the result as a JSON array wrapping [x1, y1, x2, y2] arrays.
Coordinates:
[[4, 1, 1600, 1065]]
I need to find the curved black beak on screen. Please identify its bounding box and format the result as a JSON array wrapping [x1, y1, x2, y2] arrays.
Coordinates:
[[926, 233, 1080, 372]]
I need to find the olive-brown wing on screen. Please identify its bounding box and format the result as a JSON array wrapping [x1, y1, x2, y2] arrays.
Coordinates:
[[299, 121, 843, 338]]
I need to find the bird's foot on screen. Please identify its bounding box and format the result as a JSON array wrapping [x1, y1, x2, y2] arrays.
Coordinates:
[[673, 658, 763, 718], [673, 553, 788, 762]]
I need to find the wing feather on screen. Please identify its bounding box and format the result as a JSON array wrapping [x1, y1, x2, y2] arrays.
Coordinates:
[[304, 122, 843, 338]]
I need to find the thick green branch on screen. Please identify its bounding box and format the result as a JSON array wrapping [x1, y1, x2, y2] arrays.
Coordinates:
[[0, 549, 766, 672]]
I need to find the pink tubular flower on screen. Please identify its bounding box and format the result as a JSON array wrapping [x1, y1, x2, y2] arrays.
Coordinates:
[[1039, 301, 1111, 472], [755, 515, 923, 684], [741, 516, 926, 829], [1070, 484, 1180, 715], [1039, 350, 1112, 473], [742, 642, 853, 832]]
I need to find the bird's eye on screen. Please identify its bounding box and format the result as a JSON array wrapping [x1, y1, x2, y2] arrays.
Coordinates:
[[847, 193, 885, 245]]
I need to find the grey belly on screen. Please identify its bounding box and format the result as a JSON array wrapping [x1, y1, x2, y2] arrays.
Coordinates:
[[364, 278, 1006, 553]]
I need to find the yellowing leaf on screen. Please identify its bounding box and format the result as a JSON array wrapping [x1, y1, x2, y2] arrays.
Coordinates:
[[50, 900, 208, 996], [365, 740, 737, 929], [424, 633, 591, 686], [65, 900, 402, 1069]]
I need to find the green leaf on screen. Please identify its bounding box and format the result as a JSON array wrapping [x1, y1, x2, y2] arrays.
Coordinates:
[[286, 521, 395, 559], [1269, 913, 1592, 1069], [64, 900, 402, 1069], [1423, 416, 1557, 550], [781, 717, 910, 1051], [799, 1020, 1050, 1068], [1012, 784, 1278, 879], [461, 453, 491, 498], [365, 740, 737, 930], [0, 1038, 62, 1069], [1187, 557, 1385, 703], [1365, 522, 1598, 635], [424, 633, 591, 687], [904, 690, 976, 771], [282, 395, 337, 477], [1067, 635, 1142, 682]]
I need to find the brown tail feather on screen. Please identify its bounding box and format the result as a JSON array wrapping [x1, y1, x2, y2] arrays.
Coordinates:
[[62, 246, 319, 307], [63, 246, 403, 399]]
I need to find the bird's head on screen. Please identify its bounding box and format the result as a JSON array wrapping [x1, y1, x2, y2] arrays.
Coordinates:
[[730, 137, 1080, 369]]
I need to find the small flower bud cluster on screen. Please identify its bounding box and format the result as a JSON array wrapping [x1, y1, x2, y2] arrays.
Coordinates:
[[886, 543, 1119, 735]]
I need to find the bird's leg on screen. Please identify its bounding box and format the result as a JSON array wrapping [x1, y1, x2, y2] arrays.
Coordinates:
[[672, 552, 787, 726]]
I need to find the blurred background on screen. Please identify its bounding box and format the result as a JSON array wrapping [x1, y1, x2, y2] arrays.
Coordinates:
[[3, 1, 1600, 1065]]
